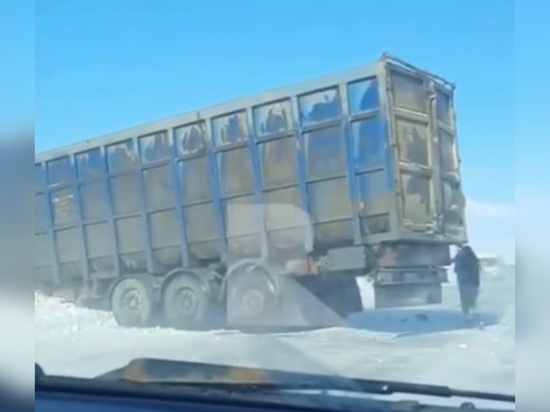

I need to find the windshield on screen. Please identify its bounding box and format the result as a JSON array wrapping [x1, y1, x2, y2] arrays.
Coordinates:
[[28, 0, 515, 409]]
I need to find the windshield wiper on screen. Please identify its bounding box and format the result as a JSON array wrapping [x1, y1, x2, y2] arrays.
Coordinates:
[[156, 380, 513, 404], [39, 358, 513, 404]]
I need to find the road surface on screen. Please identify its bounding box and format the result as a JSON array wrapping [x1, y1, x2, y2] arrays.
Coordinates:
[[32, 275, 514, 408]]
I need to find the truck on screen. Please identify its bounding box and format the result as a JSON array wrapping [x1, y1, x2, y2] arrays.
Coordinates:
[[34, 53, 467, 330]]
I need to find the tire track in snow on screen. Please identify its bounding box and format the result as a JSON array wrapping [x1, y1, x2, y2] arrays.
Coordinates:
[[35, 277, 515, 396]]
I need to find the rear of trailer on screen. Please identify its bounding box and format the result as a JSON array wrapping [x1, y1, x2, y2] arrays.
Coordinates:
[[34, 53, 467, 329]]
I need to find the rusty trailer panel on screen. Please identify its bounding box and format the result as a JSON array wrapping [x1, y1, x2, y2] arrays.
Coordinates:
[[385, 59, 466, 243], [34, 53, 466, 286]]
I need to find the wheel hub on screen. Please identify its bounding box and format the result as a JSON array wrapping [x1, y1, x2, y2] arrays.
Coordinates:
[[242, 289, 266, 316], [175, 287, 198, 314], [121, 289, 142, 315]]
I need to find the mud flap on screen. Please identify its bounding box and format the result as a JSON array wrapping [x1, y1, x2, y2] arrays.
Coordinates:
[[374, 282, 442, 309], [292, 275, 362, 327]]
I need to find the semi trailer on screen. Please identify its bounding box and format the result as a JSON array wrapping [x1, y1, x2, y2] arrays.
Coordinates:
[[34, 53, 467, 329]]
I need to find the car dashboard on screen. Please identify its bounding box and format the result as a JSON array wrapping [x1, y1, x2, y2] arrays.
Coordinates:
[[34, 360, 515, 412], [35, 383, 515, 412]]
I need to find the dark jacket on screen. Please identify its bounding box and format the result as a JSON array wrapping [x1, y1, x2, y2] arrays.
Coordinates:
[[454, 247, 480, 287]]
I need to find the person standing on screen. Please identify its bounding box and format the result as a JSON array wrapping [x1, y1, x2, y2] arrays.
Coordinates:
[[453, 245, 481, 320]]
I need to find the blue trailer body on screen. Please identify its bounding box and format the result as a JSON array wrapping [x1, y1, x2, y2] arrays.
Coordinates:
[[35, 54, 466, 322]]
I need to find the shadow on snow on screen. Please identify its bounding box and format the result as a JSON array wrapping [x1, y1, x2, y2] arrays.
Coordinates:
[[348, 307, 501, 338]]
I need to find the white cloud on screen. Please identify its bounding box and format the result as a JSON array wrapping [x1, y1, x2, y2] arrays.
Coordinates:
[[464, 198, 515, 262], [466, 198, 515, 218]]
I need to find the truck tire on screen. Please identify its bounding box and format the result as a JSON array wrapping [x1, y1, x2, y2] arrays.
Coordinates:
[[110, 277, 155, 328], [162, 274, 212, 330], [226, 265, 278, 327]]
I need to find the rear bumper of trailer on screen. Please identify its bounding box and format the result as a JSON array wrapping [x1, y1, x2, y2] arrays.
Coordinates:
[[372, 267, 447, 308]]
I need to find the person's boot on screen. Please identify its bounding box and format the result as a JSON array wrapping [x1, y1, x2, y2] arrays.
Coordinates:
[[463, 307, 473, 325]]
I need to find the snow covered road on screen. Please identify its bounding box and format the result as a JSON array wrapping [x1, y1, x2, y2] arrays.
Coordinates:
[[35, 276, 515, 397]]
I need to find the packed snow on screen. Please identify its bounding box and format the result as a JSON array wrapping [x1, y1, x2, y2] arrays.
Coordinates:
[[32, 275, 515, 408]]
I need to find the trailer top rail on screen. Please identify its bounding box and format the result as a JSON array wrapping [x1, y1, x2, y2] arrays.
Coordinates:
[[36, 52, 453, 164]]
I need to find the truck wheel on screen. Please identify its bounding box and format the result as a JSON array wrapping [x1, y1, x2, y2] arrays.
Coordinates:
[[162, 274, 211, 330], [226, 266, 278, 327], [110, 277, 154, 328]]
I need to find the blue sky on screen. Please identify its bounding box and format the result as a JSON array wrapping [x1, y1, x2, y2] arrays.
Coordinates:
[[0, 0, 34, 133], [32, 0, 517, 257]]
